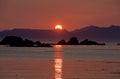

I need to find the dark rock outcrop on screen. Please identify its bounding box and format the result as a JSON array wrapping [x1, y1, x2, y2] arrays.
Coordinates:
[[1, 36, 25, 47], [57, 37, 79, 45], [57, 40, 67, 45], [80, 39, 105, 45], [117, 43, 120, 45], [68, 37, 79, 45], [0, 36, 52, 47], [57, 37, 105, 45]]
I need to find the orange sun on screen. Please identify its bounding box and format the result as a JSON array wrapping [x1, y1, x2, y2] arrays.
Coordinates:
[[55, 25, 63, 30]]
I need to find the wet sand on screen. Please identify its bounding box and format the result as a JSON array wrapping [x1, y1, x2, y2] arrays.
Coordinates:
[[0, 58, 120, 79]]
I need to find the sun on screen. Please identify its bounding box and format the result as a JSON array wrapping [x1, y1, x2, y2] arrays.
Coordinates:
[[55, 25, 63, 30]]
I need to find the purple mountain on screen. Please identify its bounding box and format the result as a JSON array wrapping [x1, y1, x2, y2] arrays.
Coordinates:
[[0, 25, 120, 42], [0, 29, 70, 42], [71, 25, 120, 42]]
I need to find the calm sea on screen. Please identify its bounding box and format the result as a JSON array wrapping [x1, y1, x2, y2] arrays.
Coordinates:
[[0, 45, 120, 60], [0, 45, 120, 79]]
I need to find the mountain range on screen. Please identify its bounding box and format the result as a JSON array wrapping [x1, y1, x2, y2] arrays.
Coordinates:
[[0, 25, 120, 43]]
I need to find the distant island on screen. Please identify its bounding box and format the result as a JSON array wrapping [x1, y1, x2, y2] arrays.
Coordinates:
[[79, 39, 105, 45], [0, 36, 52, 47], [57, 37, 105, 45], [0, 36, 106, 47]]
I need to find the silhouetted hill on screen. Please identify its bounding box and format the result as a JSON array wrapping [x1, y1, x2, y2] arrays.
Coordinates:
[[0, 29, 70, 42], [0, 25, 120, 42], [71, 25, 120, 42]]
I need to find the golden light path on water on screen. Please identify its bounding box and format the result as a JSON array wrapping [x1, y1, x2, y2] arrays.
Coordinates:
[[54, 45, 63, 79]]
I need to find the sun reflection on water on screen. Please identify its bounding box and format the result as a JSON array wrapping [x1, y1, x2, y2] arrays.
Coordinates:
[[54, 45, 63, 79]]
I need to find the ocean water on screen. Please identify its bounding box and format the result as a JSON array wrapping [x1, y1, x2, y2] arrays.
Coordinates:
[[0, 45, 120, 60], [0, 45, 120, 79]]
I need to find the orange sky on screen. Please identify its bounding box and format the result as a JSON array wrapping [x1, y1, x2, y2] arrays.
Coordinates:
[[0, 0, 120, 31]]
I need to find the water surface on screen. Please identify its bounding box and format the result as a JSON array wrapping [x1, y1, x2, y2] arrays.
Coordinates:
[[0, 45, 120, 79]]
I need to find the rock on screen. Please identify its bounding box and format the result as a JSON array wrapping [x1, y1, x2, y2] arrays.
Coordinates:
[[80, 39, 105, 45], [68, 37, 79, 45], [57, 40, 67, 45]]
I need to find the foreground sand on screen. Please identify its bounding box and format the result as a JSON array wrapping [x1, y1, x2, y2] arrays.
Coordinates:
[[0, 58, 120, 79]]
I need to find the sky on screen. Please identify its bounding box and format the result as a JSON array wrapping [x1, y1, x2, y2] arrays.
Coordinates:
[[0, 0, 120, 31]]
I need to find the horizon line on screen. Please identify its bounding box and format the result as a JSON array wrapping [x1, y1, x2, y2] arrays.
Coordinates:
[[0, 24, 120, 32]]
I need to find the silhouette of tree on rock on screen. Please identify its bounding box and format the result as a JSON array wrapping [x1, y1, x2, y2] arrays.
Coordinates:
[[68, 37, 79, 45], [80, 39, 105, 45], [1, 36, 24, 46], [23, 39, 34, 47], [34, 41, 41, 46], [57, 40, 67, 45], [0, 36, 52, 47]]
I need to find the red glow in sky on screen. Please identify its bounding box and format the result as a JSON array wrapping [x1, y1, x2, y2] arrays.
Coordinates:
[[0, 0, 120, 31]]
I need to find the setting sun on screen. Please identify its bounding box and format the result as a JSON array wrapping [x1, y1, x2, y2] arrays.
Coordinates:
[[55, 25, 63, 30]]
